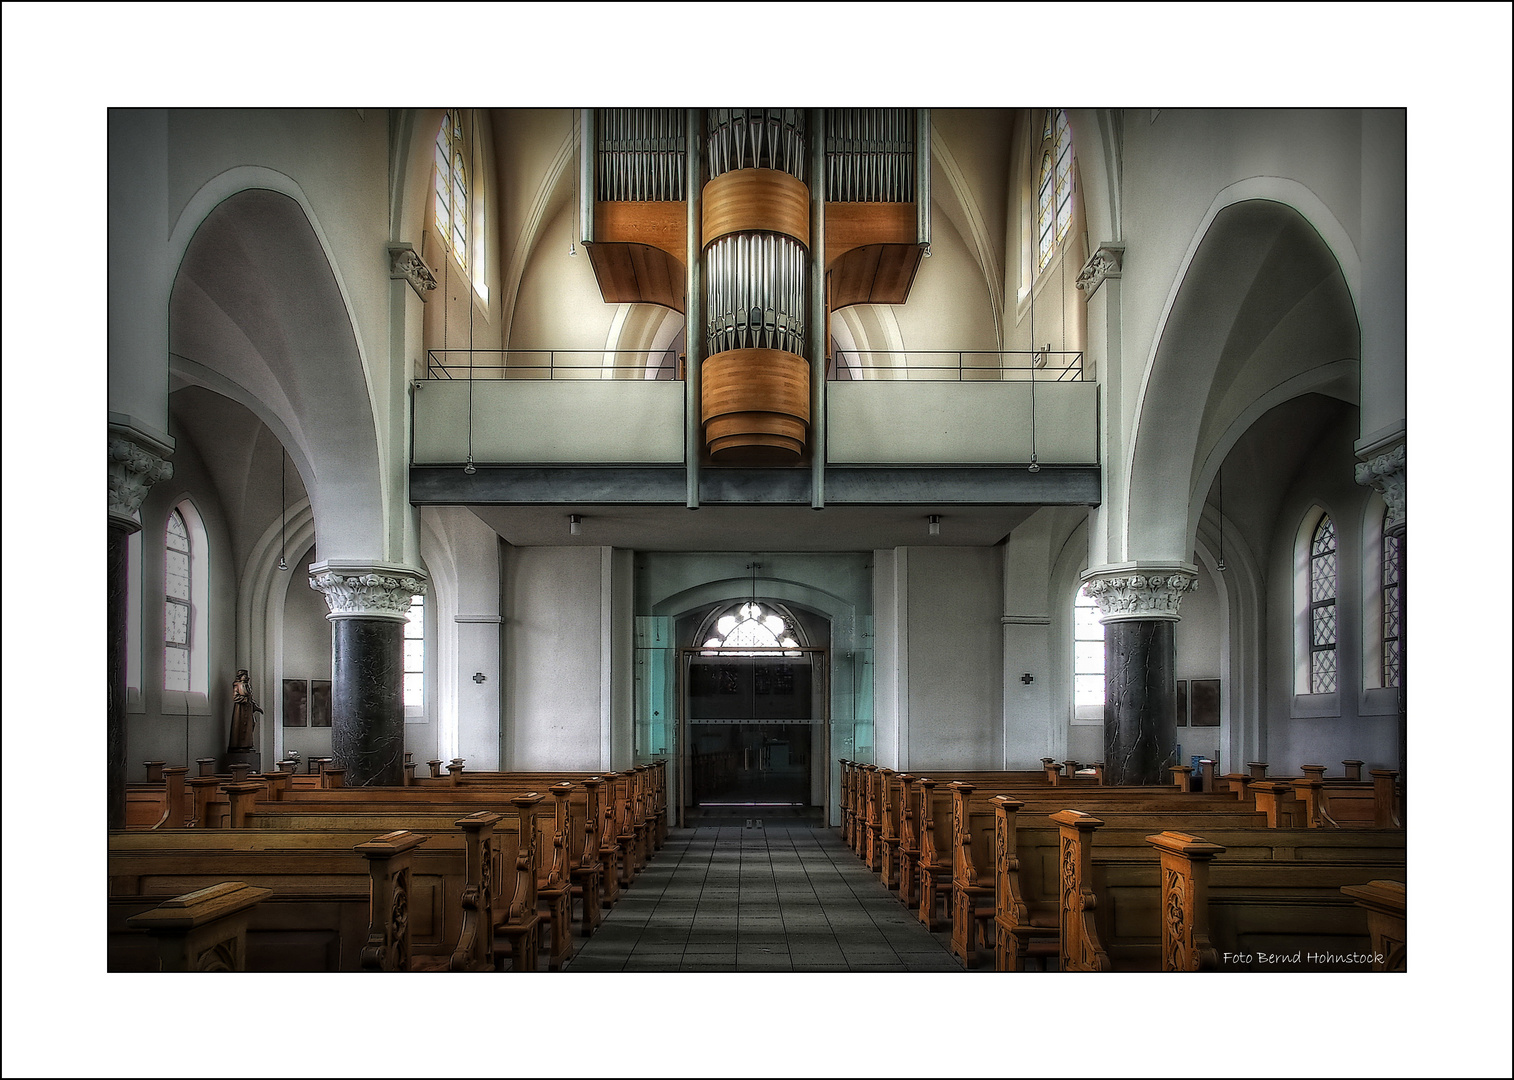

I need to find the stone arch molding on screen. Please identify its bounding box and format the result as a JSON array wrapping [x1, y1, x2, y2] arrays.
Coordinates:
[[653, 574, 855, 636], [1119, 179, 1363, 564], [168, 170, 389, 561]]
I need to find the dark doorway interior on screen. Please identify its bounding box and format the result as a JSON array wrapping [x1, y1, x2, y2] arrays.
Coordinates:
[[685, 653, 823, 822]]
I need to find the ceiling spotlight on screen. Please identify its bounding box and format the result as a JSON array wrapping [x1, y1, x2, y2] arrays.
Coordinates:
[[463, 456, 476, 475], [928, 514, 941, 537], [569, 514, 582, 536]]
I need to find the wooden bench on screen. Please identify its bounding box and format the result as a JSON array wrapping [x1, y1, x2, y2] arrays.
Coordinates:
[[1048, 809, 1407, 972], [110, 828, 428, 971], [109, 803, 545, 971], [932, 783, 1260, 967], [241, 790, 571, 969], [985, 790, 1278, 970]]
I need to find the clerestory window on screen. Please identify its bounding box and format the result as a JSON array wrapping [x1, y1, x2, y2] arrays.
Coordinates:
[[434, 109, 485, 293], [1036, 109, 1076, 271]]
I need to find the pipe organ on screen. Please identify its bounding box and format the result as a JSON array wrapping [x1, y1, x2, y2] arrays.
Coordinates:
[[582, 108, 930, 465]]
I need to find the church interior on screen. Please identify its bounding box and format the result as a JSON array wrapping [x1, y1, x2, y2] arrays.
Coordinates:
[[6, 7, 1513, 1079]]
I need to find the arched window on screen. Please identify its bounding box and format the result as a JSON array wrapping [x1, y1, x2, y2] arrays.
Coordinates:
[[403, 594, 425, 713], [434, 109, 485, 292], [1074, 585, 1105, 719], [699, 601, 801, 655], [163, 509, 192, 692], [1309, 514, 1339, 694], [1381, 518, 1401, 688], [163, 505, 208, 695], [1036, 109, 1075, 271]]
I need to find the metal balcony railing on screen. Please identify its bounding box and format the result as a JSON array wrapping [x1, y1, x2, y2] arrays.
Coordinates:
[[427, 349, 680, 381], [828, 350, 1085, 382]]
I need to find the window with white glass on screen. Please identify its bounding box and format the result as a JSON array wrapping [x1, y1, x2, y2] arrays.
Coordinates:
[[1074, 586, 1105, 720], [403, 595, 425, 712]]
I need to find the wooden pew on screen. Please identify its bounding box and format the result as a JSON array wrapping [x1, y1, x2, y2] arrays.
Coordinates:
[[110, 829, 418, 971], [987, 791, 1275, 971], [1048, 810, 1407, 972], [108, 804, 545, 971], [1341, 879, 1406, 972], [122, 881, 272, 971], [240, 791, 566, 969]]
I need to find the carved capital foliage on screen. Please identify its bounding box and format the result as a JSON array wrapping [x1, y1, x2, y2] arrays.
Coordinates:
[[1075, 242, 1125, 298], [108, 434, 174, 531], [1354, 442, 1405, 535], [308, 560, 429, 621], [388, 243, 437, 299], [1081, 563, 1199, 623]]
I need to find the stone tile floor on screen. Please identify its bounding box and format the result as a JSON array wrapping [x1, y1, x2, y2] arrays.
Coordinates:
[[565, 823, 966, 973]]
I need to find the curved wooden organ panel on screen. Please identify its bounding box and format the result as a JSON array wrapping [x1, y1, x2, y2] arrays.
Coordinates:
[[584, 108, 930, 466], [699, 109, 811, 465]]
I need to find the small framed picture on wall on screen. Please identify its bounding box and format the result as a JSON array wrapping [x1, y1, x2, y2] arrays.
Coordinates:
[[310, 679, 332, 728], [1191, 679, 1221, 727], [282, 679, 308, 727], [1176, 679, 1189, 727]]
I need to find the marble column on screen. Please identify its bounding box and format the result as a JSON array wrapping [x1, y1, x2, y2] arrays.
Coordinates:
[[1082, 564, 1198, 786], [108, 428, 174, 828], [1357, 441, 1406, 817], [309, 562, 428, 787]]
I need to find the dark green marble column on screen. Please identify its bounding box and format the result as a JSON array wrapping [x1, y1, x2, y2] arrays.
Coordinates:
[[309, 562, 429, 788], [1082, 565, 1198, 787]]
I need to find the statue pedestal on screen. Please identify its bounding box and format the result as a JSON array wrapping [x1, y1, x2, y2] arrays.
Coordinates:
[[223, 750, 262, 773]]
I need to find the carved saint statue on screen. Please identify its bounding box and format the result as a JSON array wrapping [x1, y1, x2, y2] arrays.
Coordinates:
[[228, 669, 264, 751]]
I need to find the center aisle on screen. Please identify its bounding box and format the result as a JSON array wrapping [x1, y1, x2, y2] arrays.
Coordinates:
[[566, 823, 965, 972]]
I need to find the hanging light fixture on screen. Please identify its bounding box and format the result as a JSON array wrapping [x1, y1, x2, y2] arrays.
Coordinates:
[[277, 449, 289, 571], [1027, 251, 1041, 473], [1216, 466, 1227, 572], [463, 236, 479, 474], [569, 514, 582, 536], [928, 514, 941, 537], [568, 110, 578, 257]]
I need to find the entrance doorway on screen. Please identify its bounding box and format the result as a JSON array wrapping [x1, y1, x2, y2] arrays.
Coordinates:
[[681, 648, 828, 823]]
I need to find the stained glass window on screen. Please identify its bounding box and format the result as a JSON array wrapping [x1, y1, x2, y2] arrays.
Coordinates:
[[1310, 515, 1338, 694], [164, 509, 191, 691], [404, 595, 425, 710], [1074, 586, 1105, 710], [1037, 109, 1075, 271], [1382, 521, 1400, 688], [434, 110, 476, 278]]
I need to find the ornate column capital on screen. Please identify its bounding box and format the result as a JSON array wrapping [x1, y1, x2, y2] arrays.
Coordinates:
[[388, 242, 437, 300], [309, 560, 429, 621], [108, 429, 174, 532], [1081, 561, 1199, 623], [1355, 441, 1405, 536], [1075, 242, 1125, 299]]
